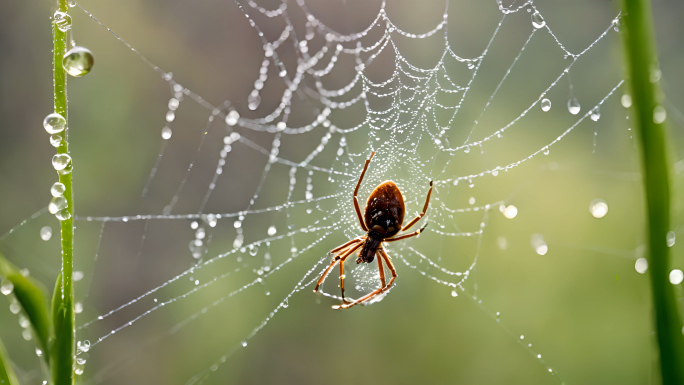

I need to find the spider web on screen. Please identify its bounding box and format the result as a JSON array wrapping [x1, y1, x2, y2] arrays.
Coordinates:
[[0, 0, 664, 384]]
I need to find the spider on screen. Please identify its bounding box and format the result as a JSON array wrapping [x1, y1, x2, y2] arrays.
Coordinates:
[[314, 152, 433, 309]]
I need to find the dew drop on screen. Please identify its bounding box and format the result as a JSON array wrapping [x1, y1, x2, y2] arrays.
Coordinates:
[[497, 236, 508, 250], [531, 234, 548, 255], [52, 154, 72, 171], [590, 109, 601, 121], [567, 97, 580, 115], [225, 110, 240, 126], [621, 94, 632, 108], [279, 69, 287, 77], [168, 98, 180, 111], [667, 231, 676, 247], [0, 282, 14, 295], [542, 147, 550, 155], [35, 348, 43, 357], [635, 257, 648, 274], [73, 271, 84, 281], [74, 367, 84, 376], [22, 328, 32, 341], [68, 0, 76, 6], [165, 111, 175, 122], [40, 226, 53, 241], [161, 126, 172, 140], [50, 134, 64, 147], [531, 11, 545, 29], [276, 121, 286, 131], [589, 199, 608, 218], [74, 302, 83, 314], [51, 182, 66, 197], [267, 226, 277, 236], [653, 105, 667, 124], [503, 205, 518, 219], [43, 113, 66, 134], [49, 196, 68, 214], [451, 290, 458, 297], [248, 93, 261, 110], [520, 335, 525, 340], [669, 269, 683, 285], [63, 46, 94, 77], [242, 341, 248, 347], [54, 11, 72, 32], [56, 209, 71, 221], [540, 98, 551, 112]]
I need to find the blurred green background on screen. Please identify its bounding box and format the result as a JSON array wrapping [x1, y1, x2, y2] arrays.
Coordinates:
[[2, 0, 684, 384]]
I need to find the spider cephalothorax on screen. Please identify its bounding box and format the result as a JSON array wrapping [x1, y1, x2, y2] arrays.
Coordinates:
[[314, 152, 432, 309]]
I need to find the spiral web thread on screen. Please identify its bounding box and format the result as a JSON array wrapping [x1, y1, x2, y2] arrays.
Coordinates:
[[7, 0, 629, 383]]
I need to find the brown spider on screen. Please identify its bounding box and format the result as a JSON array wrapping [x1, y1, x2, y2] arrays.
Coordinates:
[[314, 152, 433, 309]]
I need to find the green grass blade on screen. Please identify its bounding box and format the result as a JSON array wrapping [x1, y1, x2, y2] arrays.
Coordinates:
[[0, 252, 51, 361], [620, 0, 684, 383], [0, 337, 20, 385], [51, 0, 75, 384], [50, 272, 74, 385]]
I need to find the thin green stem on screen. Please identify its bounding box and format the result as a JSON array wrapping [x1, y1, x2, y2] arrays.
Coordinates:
[[51, 0, 75, 384], [621, 0, 684, 383]]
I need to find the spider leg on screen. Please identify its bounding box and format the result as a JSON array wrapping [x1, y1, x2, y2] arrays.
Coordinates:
[[385, 223, 428, 242], [330, 237, 363, 254], [377, 251, 387, 287], [314, 240, 363, 293], [401, 180, 433, 232], [353, 152, 375, 232], [334, 247, 397, 310]]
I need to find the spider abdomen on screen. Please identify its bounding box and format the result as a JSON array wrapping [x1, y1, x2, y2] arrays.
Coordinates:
[[364, 180, 405, 238]]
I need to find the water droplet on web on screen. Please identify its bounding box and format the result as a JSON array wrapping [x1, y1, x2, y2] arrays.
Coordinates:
[[519, 335, 525, 340], [165, 111, 175, 122], [74, 302, 83, 313], [74, 271, 84, 281], [567, 97, 580, 115], [77, 340, 91, 353], [241, 341, 248, 347], [653, 105, 667, 124], [44, 113, 66, 134], [667, 231, 676, 247], [669, 269, 683, 285], [282, 298, 289, 308], [468, 197, 475, 205], [530, 234, 548, 255], [497, 236, 508, 250], [502, 205, 518, 219], [19, 315, 30, 328], [56, 209, 71, 221], [635, 257, 648, 274], [542, 147, 550, 155], [50, 134, 64, 147], [248, 92, 261, 110], [267, 226, 277, 236], [451, 290, 458, 297], [168, 98, 180, 111], [49, 196, 68, 214], [463, 146, 470, 154], [621, 94, 632, 108], [540, 98, 551, 112], [22, 328, 32, 341], [225, 110, 240, 126], [189, 240, 204, 259], [234, 220, 242, 229], [531, 11, 545, 29], [589, 199, 608, 218], [35, 348, 43, 357], [612, 18, 620, 32], [52, 154, 72, 171], [40, 226, 52, 241], [54, 11, 72, 32], [63, 46, 94, 77], [161, 126, 172, 140], [590, 108, 601, 121], [0, 281, 14, 295], [51, 182, 66, 197]]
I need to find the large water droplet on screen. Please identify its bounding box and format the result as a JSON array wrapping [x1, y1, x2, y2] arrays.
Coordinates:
[[51, 182, 66, 197], [54, 11, 72, 32], [503, 205, 518, 219], [225, 110, 240, 126], [56, 209, 71, 221], [248, 93, 261, 110], [669, 269, 683, 285], [49, 196, 68, 214], [63, 46, 94, 77], [653, 105, 667, 124], [0, 281, 14, 295], [541, 98, 551, 112], [667, 231, 676, 247], [43, 113, 66, 134], [52, 154, 72, 171], [589, 199, 608, 218], [567, 97, 580, 115], [40, 226, 53, 241], [590, 108, 601, 121], [531, 11, 545, 29], [635, 257, 648, 274], [161, 126, 172, 140], [50, 134, 64, 147]]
